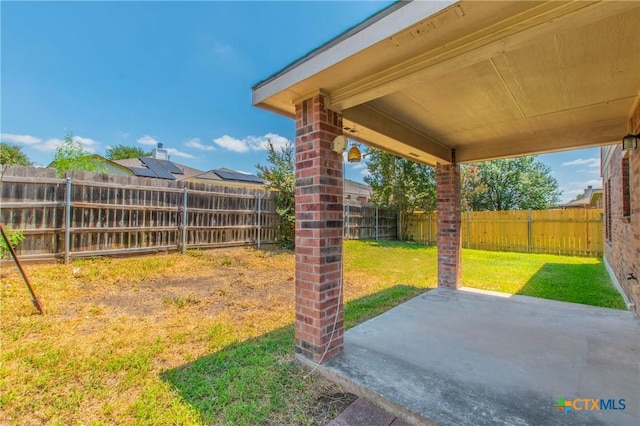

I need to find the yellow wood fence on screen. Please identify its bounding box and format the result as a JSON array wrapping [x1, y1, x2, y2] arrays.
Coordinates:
[[405, 209, 603, 257]]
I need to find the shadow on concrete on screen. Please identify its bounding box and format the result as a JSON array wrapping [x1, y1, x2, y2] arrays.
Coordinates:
[[161, 284, 424, 425], [516, 261, 626, 309]]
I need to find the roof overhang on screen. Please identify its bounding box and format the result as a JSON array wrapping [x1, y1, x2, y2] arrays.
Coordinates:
[[253, 0, 640, 166]]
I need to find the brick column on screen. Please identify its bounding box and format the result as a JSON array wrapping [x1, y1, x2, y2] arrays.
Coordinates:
[[436, 163, 462, 288], [294, 93, 344, 363]]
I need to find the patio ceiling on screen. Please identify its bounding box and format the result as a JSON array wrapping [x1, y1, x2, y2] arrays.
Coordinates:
[[253, 1, 640, 166]]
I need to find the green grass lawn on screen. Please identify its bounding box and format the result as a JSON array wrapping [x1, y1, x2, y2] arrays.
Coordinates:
[[1, 241, 626, 425], [344, 240, 626, 309]]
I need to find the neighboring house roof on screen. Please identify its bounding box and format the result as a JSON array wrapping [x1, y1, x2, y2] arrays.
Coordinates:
[[561, 186, 603, 208], [114, 157, 208, 181], [344, 179, 371, 199], [113, 158, 264, 186], [212, 168, 264, 184]]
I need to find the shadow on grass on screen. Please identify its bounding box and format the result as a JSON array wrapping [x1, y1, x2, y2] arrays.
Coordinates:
[[353, 239, 430, 250], [161, 284, 424, 425], [516, 262, 626, 309]]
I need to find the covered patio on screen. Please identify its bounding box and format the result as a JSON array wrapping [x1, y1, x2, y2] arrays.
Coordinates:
[[252, 0, 640, 423], [321, 288, 640, 425]]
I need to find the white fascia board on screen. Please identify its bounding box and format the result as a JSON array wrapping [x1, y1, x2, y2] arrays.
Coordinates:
[[252, 0, 458, 107]]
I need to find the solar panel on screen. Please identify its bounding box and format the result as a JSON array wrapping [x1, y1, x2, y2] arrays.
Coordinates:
[[139, 158, 176, 180], [237, 174, 264, 183], [131, 167, 158, 178], [157, 159, 184, 175], [214, 169, 264, 183], [214, 170, 240, 181]]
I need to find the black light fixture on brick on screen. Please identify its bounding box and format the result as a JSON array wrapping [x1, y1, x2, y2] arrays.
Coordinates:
[[622, 133, 639, 151]]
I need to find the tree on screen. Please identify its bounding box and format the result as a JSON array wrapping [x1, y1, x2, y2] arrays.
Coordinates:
[[256, 141, 295, 249], [460, 164, 486, 212], [364, 148, 436, 239], [0, 143, 32, 166], [462, 156, 561, 211], [106, 145, 151, 160], [51, 131, 104, 177]]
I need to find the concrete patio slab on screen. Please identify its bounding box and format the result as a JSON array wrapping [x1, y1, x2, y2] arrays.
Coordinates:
[[309, 288, 640, 426]]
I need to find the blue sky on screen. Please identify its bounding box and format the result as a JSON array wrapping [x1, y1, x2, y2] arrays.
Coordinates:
[[2, 1, 601, 203]]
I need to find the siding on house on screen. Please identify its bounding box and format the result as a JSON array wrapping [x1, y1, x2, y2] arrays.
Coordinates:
[[601, 144, 640, 315]]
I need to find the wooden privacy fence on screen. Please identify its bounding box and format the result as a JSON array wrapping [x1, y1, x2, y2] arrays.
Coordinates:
[[344, 200, 397, 240], [0, 166, 278, 262], [1, 166, 397, 262], [406, 209, 603, 257]]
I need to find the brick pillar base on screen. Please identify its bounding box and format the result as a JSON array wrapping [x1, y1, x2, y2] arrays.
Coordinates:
[[436, 163, 462, 288], [294, 93, 344, 363]]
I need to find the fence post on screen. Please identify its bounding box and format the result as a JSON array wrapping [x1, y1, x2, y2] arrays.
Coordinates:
[[466, 211, 471, 249], [257, 193, 262, 249], [375, 205, 379, 241], [345, 203, 350, 240], [181, 187, 188, 254], [64, 177, 72, 264], [527, 209, 532, 253]]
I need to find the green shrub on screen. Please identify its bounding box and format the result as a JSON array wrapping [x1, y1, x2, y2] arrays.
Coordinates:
[[0, 227, 25, 259]]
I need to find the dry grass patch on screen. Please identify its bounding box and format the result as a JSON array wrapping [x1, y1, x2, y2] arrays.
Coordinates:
[[1, 246, 425, 425]]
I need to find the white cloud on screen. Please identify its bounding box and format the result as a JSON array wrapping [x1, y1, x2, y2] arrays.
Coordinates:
[[558, 179, 602, 202], [167, 148, 195, 159], [72, 136, 99, 152], [212, 133, 291, 153], [562, 158, 599, 167], [260, 133, 290, 150], [1, 133, 42, 145], [34, 138, 64, 152], [137, 135, 159, 146], [32, 135, 99, 153], [213, 135, 249, 153], [350, 162, 367, 170], [185, 138, 215, 151], [360, 169, 371, 177]]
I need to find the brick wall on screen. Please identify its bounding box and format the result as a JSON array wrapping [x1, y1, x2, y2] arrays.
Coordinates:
[[294, 93, 345, 362], [436, 163, 462, 288], [603, 145, 640, 315]]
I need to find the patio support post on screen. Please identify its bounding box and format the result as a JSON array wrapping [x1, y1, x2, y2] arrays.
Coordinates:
[[436, 163, 462, 288], [294, 93, 344, 363]]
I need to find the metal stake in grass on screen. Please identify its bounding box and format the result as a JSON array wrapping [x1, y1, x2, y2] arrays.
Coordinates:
[[0, 224, 44, 314]]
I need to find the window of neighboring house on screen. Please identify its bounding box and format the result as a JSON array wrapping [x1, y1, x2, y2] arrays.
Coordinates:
[[622, 157, 631, 219], [605, 178, 612, 242]]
